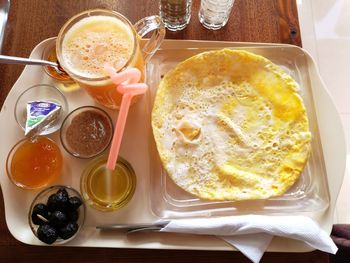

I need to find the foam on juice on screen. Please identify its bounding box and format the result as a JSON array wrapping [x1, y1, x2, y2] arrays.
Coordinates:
[[62, 16, 134, 78]]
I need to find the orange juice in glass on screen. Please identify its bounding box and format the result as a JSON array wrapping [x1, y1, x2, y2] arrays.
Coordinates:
[[56, 9, 165, 109]]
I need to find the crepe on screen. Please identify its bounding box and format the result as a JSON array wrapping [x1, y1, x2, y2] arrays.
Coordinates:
[[152, 49, 311, 201]]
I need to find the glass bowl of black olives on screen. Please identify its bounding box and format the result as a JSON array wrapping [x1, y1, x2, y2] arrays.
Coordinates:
[[28, 185, 85, 245]]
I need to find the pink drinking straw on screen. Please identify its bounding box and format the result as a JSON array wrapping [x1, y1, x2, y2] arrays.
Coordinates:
[[104, 65, 148, 170]]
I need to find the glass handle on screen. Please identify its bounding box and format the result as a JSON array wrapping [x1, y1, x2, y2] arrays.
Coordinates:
[[134, 15, 165, 63]]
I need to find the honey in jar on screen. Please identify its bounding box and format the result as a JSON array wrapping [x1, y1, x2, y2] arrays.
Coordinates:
[[42, 40, 80, 92], [6, 136, 63, 189], [45, 47, 72, 82], [81, 155, 136, 211]]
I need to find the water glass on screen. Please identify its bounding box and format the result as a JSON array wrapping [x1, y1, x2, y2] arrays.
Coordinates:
[[199, 0, 235, 30], [160, 0, 192, 31]]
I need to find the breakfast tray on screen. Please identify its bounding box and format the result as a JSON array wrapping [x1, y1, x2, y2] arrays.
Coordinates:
[[0, 39, 346, 252]]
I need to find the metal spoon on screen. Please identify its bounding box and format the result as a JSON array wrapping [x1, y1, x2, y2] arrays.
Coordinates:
[[0, 54, 59, 68]]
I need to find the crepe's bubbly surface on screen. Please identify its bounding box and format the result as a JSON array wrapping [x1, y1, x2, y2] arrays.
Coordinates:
[[152, 49, 311, 201]]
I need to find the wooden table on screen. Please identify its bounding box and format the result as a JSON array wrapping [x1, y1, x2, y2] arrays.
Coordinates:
[[0, 1, 330, 262]]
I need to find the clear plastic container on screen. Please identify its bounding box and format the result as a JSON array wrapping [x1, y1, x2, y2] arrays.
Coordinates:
[[146, 45, 330, 218]]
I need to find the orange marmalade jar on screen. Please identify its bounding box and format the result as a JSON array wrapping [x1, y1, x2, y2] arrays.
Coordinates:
[[6, 137, 63, 189]]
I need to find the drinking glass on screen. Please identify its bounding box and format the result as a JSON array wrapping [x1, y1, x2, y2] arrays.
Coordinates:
[[199, 0, 235, 30], [56, 9, 165, 109], [160, 0, 192, 31]]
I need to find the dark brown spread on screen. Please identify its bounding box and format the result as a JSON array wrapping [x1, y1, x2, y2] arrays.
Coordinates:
[[66, 110, 112, 157]]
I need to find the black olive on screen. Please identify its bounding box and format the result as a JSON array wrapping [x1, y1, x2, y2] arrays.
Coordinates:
[[37, 224, 58, 244], [68, 210, 79, 222], [47, 188, 69, 212], [49, 211, 68, 228], [31, 203, 49, 225], [59, 222, 79, 240], [68, 196, 82, 211]]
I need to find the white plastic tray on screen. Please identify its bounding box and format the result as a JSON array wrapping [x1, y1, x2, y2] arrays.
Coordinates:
[[0, 39, 346, 252]]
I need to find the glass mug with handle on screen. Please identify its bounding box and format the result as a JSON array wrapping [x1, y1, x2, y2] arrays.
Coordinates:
[[56, 9, 165, 109]]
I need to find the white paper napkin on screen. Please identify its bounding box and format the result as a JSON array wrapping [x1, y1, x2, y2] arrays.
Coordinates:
[[160, 215, 338, 263]]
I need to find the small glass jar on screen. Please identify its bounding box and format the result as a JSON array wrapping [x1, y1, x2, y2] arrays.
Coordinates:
[[60, 106, 114, 159], [14, 84, 68, 136], [42, 38, 80, 92], [6, 137, 63, 190], [81, 155, 136, 212], [28, 185, 85, 245]]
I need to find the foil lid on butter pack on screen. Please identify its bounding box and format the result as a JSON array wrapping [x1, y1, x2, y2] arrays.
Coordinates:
[[25, 101, 61, 137]]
